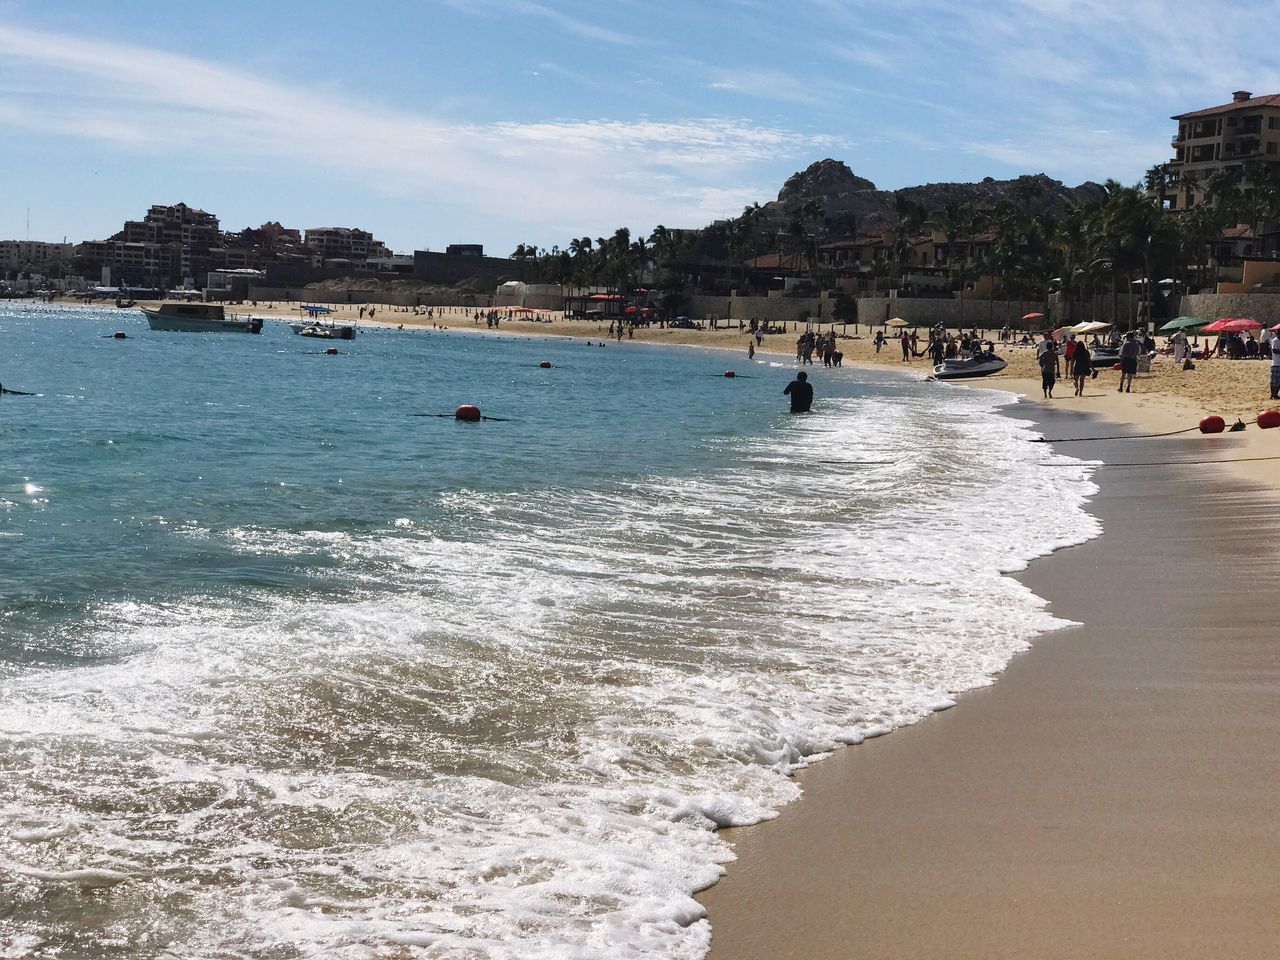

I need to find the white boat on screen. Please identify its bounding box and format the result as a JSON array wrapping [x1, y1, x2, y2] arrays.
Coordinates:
[[142, 303, 263, 334], [932, 352, 1008, 380], [289, 322, 356, 340]]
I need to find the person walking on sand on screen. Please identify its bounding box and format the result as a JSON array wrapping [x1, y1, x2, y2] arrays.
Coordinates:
[[1071, 339, 1091, 396], [784, 370, 813, 413], [874, 330, 885, 353], [1038, 339, 1058, 398], [900, 331, 910, 361], [748, 339, 756, 360], [1269, 328, 1280, 399], [1118, 331, 1140, 393]]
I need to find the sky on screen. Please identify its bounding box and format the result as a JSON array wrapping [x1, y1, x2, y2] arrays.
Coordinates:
[[0, 0, 1277, 255]]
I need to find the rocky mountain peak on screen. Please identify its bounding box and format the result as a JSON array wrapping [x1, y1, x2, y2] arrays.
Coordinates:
[[777, 159, 877, 205]]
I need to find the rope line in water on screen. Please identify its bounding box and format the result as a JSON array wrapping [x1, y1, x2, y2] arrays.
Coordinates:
[[1030, 424, 1205, 443], [412, 413, 515, 422]]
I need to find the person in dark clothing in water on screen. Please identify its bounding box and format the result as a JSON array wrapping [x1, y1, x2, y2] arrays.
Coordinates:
[[783, 371, 813, 412]]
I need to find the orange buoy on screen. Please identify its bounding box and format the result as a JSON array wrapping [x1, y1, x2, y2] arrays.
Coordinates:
[[1258, 409, 1280, 430], [455, 404, 482, 422], [539, 360, 552, 368], [113, 331, 127, 339], [1199, 415, 1226, 434], [724, 371, 736, 378], [325, 347, 338, 355]]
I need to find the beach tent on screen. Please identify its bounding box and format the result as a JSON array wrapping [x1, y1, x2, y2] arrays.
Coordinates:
[[1158, 316, 1205, 332], [886, 317, 908, 328]]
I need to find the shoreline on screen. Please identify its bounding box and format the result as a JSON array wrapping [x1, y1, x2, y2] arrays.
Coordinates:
[[698, 398, 1280, 958]]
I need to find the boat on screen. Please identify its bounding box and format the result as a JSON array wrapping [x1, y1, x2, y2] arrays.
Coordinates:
[[141, 303, 263, 334], [1088, 346, 1156, 370], [289, 321, 356, 340], [932, 351, 1008, 380]]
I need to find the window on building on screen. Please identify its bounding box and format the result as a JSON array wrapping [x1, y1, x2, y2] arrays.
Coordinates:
[[1270, 142, 1278, 155], [1227, 116, 1238, 126], [1271, 117, 1280, 129]]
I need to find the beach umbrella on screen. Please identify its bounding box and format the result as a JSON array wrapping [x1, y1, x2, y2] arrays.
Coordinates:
[[886, 317, 908, 327], [1218, 318, 1262, 333], [1201, 319, 1230, 333], [1158, 316, 1205, 332], [1022, 311, 1045, 320]]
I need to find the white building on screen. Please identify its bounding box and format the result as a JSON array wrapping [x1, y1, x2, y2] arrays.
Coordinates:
[[0, 240, 74, 274]]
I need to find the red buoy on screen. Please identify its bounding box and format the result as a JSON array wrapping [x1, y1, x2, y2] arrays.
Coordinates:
[[113, 331, 127, 339], [539, 360, 552, 368], [325, 347, 338, 355], [455, 404, 482, 422], [724, 371, 736, 378], [1258, 409, 1280, 430], [1199, 415, 1226, 434], [1112, 362, 1122, 370]]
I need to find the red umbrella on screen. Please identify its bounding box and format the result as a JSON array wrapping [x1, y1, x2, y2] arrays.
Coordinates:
[[1201, 318, 1229, 332], [1219, 317, 1262, 332], [1023, 312, 1045, 320]]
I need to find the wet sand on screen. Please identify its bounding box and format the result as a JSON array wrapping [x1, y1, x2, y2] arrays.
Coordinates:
[[699, 402, 1280, 958]]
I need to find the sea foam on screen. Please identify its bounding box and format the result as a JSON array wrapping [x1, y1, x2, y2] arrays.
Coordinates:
[[0, 369, 1097, 959]]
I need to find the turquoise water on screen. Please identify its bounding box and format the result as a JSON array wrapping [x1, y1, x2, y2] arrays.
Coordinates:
[[0, 305, 1098, 959], [1, 308, 798, 666]]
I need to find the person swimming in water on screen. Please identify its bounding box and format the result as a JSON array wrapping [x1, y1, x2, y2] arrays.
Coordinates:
[[783, 371, 813, 413]]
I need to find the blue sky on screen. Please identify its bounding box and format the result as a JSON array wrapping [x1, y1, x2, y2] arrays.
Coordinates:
[[1, 0, 1277, 255]]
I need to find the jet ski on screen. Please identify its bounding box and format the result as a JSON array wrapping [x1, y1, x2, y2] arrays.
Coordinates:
[[932, 350, 1008, 380]]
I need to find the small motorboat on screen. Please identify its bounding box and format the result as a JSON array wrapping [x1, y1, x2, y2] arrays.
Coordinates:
[[142, 302, 263, 334], [290, 322, 356, 340], [932, 351, 1008, 380]]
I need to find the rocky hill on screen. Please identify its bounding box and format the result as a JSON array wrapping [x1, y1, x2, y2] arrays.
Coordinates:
[[763, 158, 1107, 230]]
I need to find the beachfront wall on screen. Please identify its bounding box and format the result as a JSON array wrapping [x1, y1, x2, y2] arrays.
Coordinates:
[[492, 282, 564, 311], [683, 291, 1163, 328], [1180, 293, 1280, 324], [685, 294, 1104, 328]]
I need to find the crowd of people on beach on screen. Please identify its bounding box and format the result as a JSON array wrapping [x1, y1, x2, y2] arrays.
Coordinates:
[[794, 330, 843, 367]]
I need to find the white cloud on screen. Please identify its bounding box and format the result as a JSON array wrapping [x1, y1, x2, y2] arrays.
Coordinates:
[[0, 23, 830, 241]]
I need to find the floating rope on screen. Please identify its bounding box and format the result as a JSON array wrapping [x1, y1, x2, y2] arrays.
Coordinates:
[[1030, 424, 1205, 443], [411, 413, 515, 422]]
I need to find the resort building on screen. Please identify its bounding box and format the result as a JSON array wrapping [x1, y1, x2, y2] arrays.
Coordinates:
[[0, 240, 74, 276], [1165, 90, 1280, 207], [303, 227, 389, 262]]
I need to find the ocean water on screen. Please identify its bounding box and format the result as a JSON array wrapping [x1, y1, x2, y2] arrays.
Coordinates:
[[0, 305, 1099, 959]]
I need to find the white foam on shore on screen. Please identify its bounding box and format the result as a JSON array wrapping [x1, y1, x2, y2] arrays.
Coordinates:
[[0, 383, 1097, 959]]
